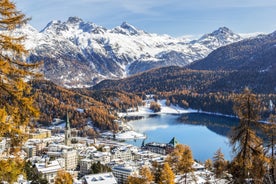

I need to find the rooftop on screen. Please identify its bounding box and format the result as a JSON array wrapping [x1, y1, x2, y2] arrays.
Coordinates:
[[83, 172, 117, 184], [35, 160, 62, 174], [168, 137, 179, 147], [112, 165, 137, 173]]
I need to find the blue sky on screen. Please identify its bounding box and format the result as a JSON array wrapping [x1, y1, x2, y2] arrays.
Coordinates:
[[13, 0, 276, 37]]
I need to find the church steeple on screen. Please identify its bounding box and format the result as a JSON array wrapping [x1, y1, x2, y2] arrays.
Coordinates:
[[66, 112, 70, 129], [65, 112, 71, 146]]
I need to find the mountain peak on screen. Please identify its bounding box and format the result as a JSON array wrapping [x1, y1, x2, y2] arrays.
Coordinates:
[[216, 26, 232, 33], [16, 18, 250, 87], [40, 20, 63, 33], [120, 21, 136, 31], [41, 17, 104, 35], [211, 26, 235, 37], [195, 27, 242, 49], [110, 21, 144, 36], [67, 16, 83, 24]]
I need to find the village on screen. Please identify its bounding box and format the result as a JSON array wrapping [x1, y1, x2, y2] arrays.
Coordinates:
[[0, 112, 225, 184]]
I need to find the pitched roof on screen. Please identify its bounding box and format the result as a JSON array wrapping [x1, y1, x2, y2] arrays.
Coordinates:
[[168, 137, 179, 147]]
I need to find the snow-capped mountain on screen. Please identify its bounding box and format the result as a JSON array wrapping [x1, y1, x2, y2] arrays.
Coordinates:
[[15, 17, 243, 87], [189, 30, 276, 72]]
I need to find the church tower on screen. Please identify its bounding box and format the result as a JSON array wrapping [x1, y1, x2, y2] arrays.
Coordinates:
[[64, 112, 72, 146]]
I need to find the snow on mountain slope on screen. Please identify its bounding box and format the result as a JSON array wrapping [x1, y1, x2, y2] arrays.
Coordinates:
[[14, 17, 242, 87]]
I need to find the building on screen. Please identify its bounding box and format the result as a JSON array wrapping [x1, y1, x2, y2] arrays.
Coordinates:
[[0, 138, 6, 154], [166, 137, 179, 153], [143, 142, 167, 155], [63, 149, 78, 170], [143, 137, 179, 155], [80, 158, 93, 175], [28, 129, 51, 139], [111, 146, 133, 161], [23, 145, 37, 158], [79, 146, 97, 160], [35, 140, 48, 155], [83, 172, 117, 184], [193, 162, 205, 171], [47, 145, 78, 171], [112, 165, 138, 184], [35, 159, 62, 184], [92, 151, 111, 164]]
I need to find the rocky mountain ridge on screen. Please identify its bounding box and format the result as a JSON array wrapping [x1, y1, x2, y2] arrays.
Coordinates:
[[14, 17, 244, 87], [93, 31, 276, 94], [188, 31, 276, 71]]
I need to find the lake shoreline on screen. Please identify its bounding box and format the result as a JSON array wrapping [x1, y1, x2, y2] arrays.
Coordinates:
[[126, 113, 234, 161], [119, 98, 238, 122]]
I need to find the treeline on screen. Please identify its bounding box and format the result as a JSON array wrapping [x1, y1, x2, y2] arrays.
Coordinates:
[[74, 88, 144, 112], [93, 66, 276, 94], [93, 66, 228, 93], [30, 70, 276, 130], [157, 91, 276, 119], [31, 80, 143, 131]]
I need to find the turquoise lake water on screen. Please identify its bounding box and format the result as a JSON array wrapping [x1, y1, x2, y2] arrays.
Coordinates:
[[127, 113, 240, 162]]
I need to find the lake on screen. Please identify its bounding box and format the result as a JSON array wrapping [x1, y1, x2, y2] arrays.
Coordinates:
[[127, 113, 240, 162]]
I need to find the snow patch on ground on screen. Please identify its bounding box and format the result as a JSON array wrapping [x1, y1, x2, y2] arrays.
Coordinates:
[[115, 131, 146, 140], [118, 99, 197, 117]]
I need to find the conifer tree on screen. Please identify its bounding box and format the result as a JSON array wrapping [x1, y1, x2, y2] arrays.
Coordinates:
[[204, 159, 213, 184], [0, 0, 40, 182], [166, 144, 185, 173], [90, 161, 111, 174], [54, 170, 73, 184], [24, 160, 49, 184], [251, 152, 269, 184], [159, 162, 175, 184], [265, 114, 276, 183], [0, 0, 40, 152], [229, 88, 267, 183], [178, 145, 194, 184], [127, 166, 154, 184], [212, 148, 227, 178], [152, 161, 162, 184], [204, 159, 213, 171], [127, 175, 146, 184], [0, 158, 25, 183], [140, 166, 154, 184], [166, 144, 194, 184]]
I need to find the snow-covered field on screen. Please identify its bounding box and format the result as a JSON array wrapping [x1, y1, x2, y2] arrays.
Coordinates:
[[115, 131, 146, 140], [118, 99, 197, 117]]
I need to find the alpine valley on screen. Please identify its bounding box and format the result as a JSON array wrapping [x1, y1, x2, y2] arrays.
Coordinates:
[[9, 16, 276, 129], [94, 30, 276, 94], [2, 0, 276, 182], [14, 16, 244, 88]]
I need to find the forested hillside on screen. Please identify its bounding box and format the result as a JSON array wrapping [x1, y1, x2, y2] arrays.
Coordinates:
[[93, 66, 229, 93], [30, 28, 276, 127], [157, 91, 276, 118], [31, 80, 143, 130], [93, 66, 276, 94], [92, 65, 276, 119]]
